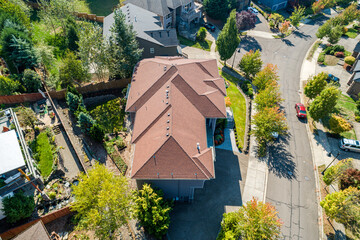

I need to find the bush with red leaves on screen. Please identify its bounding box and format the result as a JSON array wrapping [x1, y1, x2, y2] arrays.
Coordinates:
[[335, 52, 345, 58], [236, 10, 257, 30], [339, 168, 360, 190]]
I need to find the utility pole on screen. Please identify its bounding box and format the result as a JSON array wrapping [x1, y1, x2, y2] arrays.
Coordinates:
[[321, 152, 340, 175]]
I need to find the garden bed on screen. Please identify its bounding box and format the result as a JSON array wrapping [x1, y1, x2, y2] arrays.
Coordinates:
[[104, 136, 128, 174]]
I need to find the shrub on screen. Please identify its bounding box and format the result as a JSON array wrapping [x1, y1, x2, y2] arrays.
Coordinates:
[[0, 75, 19, 95], [77, 112, 95, 134], [323, 158, 353, 185], [2, 191, 35, 223], [339, 168, 360, 190], [329, 115, 352, 134], [345, 56, 356, 65], [48, 191, 56, 200], [355, 116, 360, 122], [318, 52, 325, 63], [335, 52, 344, 58], [89, 124, 105, 142], [66, 92, 84, 114], [22, 69, 42, 93], [324, 45, 345, 55], [196, 27, 207, 41]]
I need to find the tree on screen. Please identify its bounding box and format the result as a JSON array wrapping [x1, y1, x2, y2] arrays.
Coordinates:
[[133, 184, 172, 239], [71, 163, 132, 239], [304, 72, 328, 99], [197, 27, 207, 41], [323, 158, 353, 185], [108, 9, 142, 79], [0, 76, 19, 95], [308, 85, 340, 122], [339, 168, 360, 190], [0, 0, 30, 27], [2, 190, 35, 223], [253, 64, 279, 91], [65, 17, 79, 52], [66, 91, 84, 113], [236, 10, 257, 30], [316, 21, 332, 39], [22, 69, 42, 93], [268, 13, 283, 28], [238, 49, 262, 79], [17, 107, 37, 130], [78, 22, 109, 80], [328, 25, 343, 44], [216, 10, 240, 66], [203, 0, 230, 20], [59, 51, 90, 88], [312, 0, 325, 14], [254, 82, 282, 111], [320, 187, 360, 237], [279, 21, 290, 35], [329, 115, 352, 134], [89, 124, 105, 142], [217, 198, 282, 240], [252, 106, 288, 154], [290, 6, 305, 27], [77, 112, 95, 134]]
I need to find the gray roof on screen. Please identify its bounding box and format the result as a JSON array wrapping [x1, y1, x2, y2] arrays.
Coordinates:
[[125, 0, 192, 16], [353, 60, 360, 72], [104, 4, 178, 47], [353, 71, 360, 82]]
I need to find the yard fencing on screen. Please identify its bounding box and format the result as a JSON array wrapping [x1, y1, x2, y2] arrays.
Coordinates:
[[0, 79, 130, 104], [0, 206, 72, 240]]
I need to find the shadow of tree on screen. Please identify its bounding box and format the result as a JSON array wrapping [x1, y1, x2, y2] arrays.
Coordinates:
[[239, 36, 263, 52], [266, 137, 297, 180], [292, 30, 312, 40], [281, 38, 295, 47]]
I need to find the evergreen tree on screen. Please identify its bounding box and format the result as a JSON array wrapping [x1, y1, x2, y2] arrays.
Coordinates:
[[22, 69, 42, 93], [65, 17, 79, 52], [108, 9, 142, 79], [2, 191, 35, 223], [133, 184, 172, 239], [77, 111, 95, 134], [59, 51, 90, 88], [216, 10, 240, 66]]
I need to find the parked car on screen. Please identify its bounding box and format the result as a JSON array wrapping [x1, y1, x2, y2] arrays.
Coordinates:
[[327, 74, 339, 83], [339, 138, 360, 152], [202, 22, 215, 32], [295, 103, 307, 118], [248, 7, 259, 15]]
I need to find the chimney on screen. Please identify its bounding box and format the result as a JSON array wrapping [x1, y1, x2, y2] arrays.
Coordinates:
[[197, 142, 200, 153]]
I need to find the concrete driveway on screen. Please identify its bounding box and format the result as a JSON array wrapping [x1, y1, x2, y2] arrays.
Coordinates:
[[168, 149, 248, 240]]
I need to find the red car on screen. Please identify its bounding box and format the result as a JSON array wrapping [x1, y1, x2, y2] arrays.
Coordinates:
[[295, 103, 307, 118]]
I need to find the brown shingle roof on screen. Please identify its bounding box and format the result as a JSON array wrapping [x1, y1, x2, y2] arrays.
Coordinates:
[[126, 57, 226, 180]]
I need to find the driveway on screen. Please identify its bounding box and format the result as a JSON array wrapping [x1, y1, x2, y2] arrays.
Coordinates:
[[168, 149, 248, 240]]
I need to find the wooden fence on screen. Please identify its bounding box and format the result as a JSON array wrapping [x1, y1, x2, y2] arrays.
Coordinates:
[[0, 207, 72, 240], [0, 79, 130, 104]]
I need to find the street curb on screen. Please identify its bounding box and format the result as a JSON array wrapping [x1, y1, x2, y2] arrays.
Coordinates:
[[299, 40, 324, 240]]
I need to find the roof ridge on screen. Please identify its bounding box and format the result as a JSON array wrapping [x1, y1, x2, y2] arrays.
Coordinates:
[[192, 149, 213, 178], [195, 62, 214, 78], [132, 104, 172, 143], [127, 65, 177, 111], [204, 78, 226, 96]]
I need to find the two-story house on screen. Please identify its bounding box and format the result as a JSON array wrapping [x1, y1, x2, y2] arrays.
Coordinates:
[[126, 57, 227, 201]]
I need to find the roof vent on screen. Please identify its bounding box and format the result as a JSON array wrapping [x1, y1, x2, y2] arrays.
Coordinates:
[[168, 113, 170, 116], [167, 85, 169, 88], [167, 120, 170, 123], [197, 142, 200, 153], [166, 101, 168, 105], [164, 66, 167, 71], [167, 127, 169, 130], [166, 133, 169, 136]]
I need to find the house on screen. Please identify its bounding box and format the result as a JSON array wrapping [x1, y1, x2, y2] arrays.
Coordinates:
[[103, 3, 181, 59], [261, 0, 288, 11], [12, 221, 51, 240], [347, 59, 360, 97], [125, 0, 202, 29], [125, 57, 226, 201]]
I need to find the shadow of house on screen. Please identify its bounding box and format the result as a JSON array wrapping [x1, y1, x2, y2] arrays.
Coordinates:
[[168, 149, 246, 240]]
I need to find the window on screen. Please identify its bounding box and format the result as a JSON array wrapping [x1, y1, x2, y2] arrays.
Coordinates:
[[150, 48, 155, 54], [184, 3, 191, 12], [166, 22, 171, 29], [166, 13, 172, 19]]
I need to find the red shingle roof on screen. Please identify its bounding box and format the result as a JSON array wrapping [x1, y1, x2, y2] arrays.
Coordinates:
[[126, 57, 226, 180]]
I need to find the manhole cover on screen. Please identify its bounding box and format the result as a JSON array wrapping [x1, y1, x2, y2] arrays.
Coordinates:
[[305, 176, 310, 181]]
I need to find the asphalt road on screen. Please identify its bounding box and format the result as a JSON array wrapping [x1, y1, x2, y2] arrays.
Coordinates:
[[233, 19, 332, 239]]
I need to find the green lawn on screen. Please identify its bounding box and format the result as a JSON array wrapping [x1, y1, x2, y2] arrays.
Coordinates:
[[85, 0, 118, 16], [221, 71, 246, 149], [36, 132, 54, 178], [178, 35, 212, 52], [345, 28, 358, 39]]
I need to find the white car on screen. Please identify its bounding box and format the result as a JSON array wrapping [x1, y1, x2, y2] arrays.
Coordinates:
[[248, 7, 259, 15]]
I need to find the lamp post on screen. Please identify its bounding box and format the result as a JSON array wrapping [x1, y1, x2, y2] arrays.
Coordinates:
[[232, 49, 241, 69], [321, 152, 340, 175]]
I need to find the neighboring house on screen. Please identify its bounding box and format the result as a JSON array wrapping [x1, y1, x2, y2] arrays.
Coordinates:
[[103, 3, 180, 59], [125, 0, 202, 29], [347, 59, 360, 97], [261, 0, 288, 11], [238, 0, 251, 11], [126, 57, 227, 201], [12, 221, 51, 240]]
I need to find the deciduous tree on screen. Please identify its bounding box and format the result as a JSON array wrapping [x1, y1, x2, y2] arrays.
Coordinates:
[[2, 191, 35, 223], [59, 51, 90, 88], [133, 184, 172, 239], [279, 21, 290, 35], [108, 9, 142, 79], [323, 158, 353, 185], [329, 115, 352, 134], [22, 69, 42, 93], [339, 168, 360, 190], [290, 6, 305, 27], [253, 64, 279, 91], [304, 72, 328, 99], [254, 81, 282, 111], [216, 10, 240, 66], [71, 163, 132, 240], [236, 10, 257, 30], [308, 85, 340, 122], [17, 106, 37, 130], [217, 198, 282, 240], [239, 49, 262, 79], [0, 76, 19, 95]]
